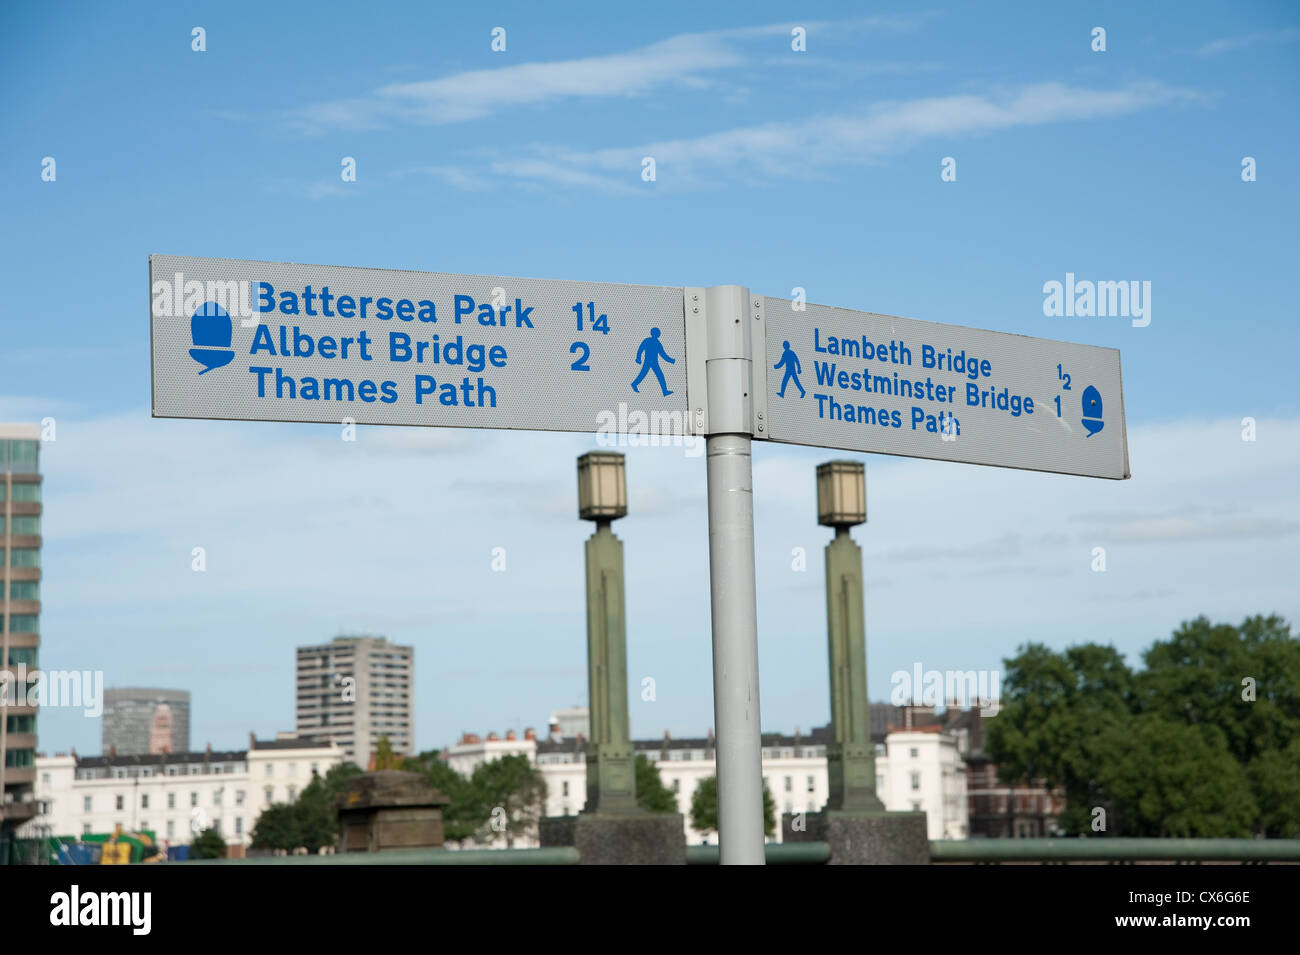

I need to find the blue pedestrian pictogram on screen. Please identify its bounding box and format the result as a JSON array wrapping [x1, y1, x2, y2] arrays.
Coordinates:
[[1081, 385, 1104, 436], [631, 327, 675, 396], [189, 301, 235, 374], [774, 340, 805, 398]]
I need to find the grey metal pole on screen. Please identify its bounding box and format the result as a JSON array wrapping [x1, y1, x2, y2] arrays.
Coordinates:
[[690, 284, 766, 864], [706, 432, 765, 863]]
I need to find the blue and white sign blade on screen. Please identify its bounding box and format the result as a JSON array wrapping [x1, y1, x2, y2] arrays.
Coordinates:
[[150, 255, 689, 435], [762, 299, 1129, 479]]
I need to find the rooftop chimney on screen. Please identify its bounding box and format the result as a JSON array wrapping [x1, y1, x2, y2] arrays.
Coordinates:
[[524, 727, 536, 741]]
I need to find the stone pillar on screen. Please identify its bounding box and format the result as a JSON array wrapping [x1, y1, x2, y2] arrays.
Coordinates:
[[824, 528, 885, 813], [790, 461, 929, 864], [539, 452, 686, 863], [583, 522, 638, 814]]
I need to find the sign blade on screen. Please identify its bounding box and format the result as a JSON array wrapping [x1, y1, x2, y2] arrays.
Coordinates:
[[150, 255, 690, 437], [761, 298, 1129, 479]]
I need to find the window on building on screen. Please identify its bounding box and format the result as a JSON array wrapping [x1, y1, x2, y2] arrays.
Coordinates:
[[562, 781, 569, 797], [83, 795, 92, 812], [4, 714, 35, 734], [235, 817, 243, 835], [115, 795, 124, 811], [11, 515, 40, 534], [807, 775, 815, 793], [7, 440, 39, 471], [235, 790, 245, 806], [167, 820, 175, 839], [784, 776, 792, 792], [912, 801, 922, 812], [287, 786, 297, 801], [167, 793, 175, 808], [672, 779, 680, 793], [213, 790, 222, 807], [264, 787, 273, 805], [190, 792, 198, 807], [9, 549, 40, 569], [212, 819, 221, 834], [8, 614, 39, 634], [141, 794, 149, 809], [910, 772, 921, 791], [83, 823, 92, 836], [265, 763, 273, 776], [11, 483, 41, 502], [909, 747, 918, 759], [9, 580, 39, 600], [311, 762, 319, 776]]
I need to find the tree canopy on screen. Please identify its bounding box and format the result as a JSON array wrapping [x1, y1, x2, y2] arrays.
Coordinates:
[[189, 824, 227, 859], [986, 614, 1299, 837], [635, 754, 679, 813], [250, 761, 363, 852]]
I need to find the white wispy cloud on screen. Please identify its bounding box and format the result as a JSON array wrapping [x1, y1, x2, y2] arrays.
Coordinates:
[[287, 17, 932, 132], [1194, 27, 1300, 57], [449, 80, 1200, 193]]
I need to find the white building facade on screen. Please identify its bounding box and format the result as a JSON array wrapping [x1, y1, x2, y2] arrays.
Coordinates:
[[445, 723, 968, 846], [23, 735, 343, 849]]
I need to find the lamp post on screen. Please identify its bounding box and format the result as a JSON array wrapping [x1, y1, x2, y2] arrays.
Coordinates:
[[576, 452, 638, 814], [817, 460, 885, 812]]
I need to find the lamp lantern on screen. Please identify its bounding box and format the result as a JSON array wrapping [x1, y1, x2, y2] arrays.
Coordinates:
[[816, 460, 866, 528], [577, 451, 627, 522]]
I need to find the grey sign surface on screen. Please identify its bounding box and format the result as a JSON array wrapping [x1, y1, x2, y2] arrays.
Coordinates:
[[150, 255, 688, 435], [762, 298, 1129, 479]]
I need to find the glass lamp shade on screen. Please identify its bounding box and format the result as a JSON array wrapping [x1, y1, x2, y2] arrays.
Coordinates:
[[816, 460, 866, 527], [577, 452, 628, 521]]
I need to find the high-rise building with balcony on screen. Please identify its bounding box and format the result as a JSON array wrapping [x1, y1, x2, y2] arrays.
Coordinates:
[[295, 635, 413, 765], [0, 424, 42, 856]]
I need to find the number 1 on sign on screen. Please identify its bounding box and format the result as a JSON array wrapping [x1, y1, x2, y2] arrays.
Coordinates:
[[572, 302, 609, 334]]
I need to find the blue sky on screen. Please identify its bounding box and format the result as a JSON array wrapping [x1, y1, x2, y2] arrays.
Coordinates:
[[2, 2, 1298, 756]]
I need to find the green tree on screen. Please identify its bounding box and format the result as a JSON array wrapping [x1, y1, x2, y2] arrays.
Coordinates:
[[189, 825, 227, 860], [1247, 739, 1300, 837], [250, 761, 364, 852], [1137, 615, 1300, 766], [400, 749, 480, 846], [635, 755, 678, 813], [249, 803, 301, 851], [470, 754, 547, 847], [373, 735, 400, 770], [985, 642, 1135, 834], [987, 616, 1300, 837], [1092, 717, 1257, 836], [689, 775, 776, 838]]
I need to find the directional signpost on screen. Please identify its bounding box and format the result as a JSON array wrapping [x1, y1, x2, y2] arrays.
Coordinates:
[[760, 298, 1129, 479], [150, 255, 688, 434], [150, 258, 1130, 865]]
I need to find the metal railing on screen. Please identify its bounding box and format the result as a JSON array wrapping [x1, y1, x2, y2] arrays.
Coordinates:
[[165, 838, 1300, 866], [930, 838, 1300, 864]]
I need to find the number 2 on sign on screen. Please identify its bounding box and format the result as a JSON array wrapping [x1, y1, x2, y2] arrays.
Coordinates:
[[1054, 363, 1072, 417]]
